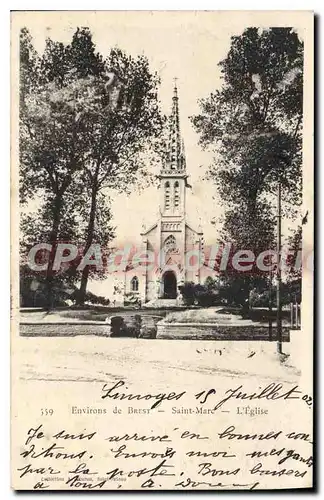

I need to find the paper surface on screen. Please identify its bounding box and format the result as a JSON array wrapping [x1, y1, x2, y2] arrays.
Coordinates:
[[11, 10, 314, 491]]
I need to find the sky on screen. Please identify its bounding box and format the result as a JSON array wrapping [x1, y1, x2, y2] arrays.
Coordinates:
[[23, 12, 307, 244], [25, 12, 238, 246], [17, 11, 308, 297]]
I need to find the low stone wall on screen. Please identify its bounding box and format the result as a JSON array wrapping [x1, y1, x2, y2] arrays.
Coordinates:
[[20, 322, 109, 337], [20, 317, 288, 341], [20, 314, 161, 339], [157, 322, 290, 341]]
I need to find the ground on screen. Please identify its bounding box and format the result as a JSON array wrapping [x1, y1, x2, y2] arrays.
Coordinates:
[[18, 336, 299, 388]]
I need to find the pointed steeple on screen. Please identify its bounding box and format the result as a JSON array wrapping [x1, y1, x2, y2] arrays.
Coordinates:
[[163, 80, 186, 173]]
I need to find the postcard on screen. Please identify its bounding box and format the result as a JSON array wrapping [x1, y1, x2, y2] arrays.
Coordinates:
[[11, 10, 314, 490]]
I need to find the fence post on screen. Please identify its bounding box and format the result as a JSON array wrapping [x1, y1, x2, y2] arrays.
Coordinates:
[[299, 304, 301, 328], [296, 303, 300, 329]]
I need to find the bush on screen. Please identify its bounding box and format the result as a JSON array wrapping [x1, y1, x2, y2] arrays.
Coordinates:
[[179, 281, 220, 307], [124, 292, 141, 307], [178, 282, 196, 306], [110, 315, 141, 337], [83, 291, 110, 306], [195, 288, 219, 307], [249, 279, 301, 308], [20, 266, 111, 308]]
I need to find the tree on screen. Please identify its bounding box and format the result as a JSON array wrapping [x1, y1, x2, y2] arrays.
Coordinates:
[[191, 27, 303, 307], [20, 28, 41, 105], [20, 73, 97, 305], [75, 47, 164, 305], [20, 187, 115, 306], [20, 28, 108, 306], [20, 28, 164, 307]]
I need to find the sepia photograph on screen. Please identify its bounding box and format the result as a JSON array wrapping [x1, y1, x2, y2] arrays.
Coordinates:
[[11, 10, 314, 491]]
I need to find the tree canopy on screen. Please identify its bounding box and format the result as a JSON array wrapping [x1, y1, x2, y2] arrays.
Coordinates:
[[191, 27, 304, 305], [20, 27, 164, 307]]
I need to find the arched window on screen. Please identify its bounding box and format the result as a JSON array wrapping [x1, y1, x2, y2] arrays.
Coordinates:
[[165, 181, 170, 210], [131, 276, 139, 292], [174, 181, 180, 208], [164, 235, 176, 253]]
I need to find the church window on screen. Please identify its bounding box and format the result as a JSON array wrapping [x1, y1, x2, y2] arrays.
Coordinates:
[[131, 276, 139, 292], [165, 182, 171, 209], [174, 181, 180, 208], [164, 235, 177, 253]]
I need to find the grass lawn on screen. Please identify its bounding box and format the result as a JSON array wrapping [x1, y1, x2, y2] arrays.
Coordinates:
[[20, 305, 292, 327], [163, 307, 226, 324], [20, 306, 168, 323], [163, 306, 291, 325]]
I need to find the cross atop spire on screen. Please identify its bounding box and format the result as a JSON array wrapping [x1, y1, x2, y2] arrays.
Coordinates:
[[173, 77, 178, 97]]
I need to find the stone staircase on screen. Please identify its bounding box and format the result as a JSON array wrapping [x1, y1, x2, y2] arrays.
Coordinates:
[[142, 298, 181, 309]]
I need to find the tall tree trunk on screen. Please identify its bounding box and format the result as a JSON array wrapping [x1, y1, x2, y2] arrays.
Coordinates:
[[45, 195, 62, 309], [76, 185, 98, 306]]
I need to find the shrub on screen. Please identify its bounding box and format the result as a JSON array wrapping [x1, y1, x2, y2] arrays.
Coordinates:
[[195, 288, 219, 307], [179, 281, 220, 307], [124, 292, 141, 307], [178, 282, 196, 306]]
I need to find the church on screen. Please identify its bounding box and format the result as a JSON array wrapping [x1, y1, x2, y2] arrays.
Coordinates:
[[123, 83, 218, 306]]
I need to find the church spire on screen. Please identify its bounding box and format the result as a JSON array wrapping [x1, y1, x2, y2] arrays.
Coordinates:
[[159, 81, 188, 217], [164, 80, 186, 173]]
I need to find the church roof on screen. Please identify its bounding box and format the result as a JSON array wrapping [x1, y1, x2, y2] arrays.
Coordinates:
[[185, 221, 203, 236], [140, 222, 158, 236]]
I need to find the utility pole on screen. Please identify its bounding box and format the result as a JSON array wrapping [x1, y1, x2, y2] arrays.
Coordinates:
[[269, 265, 272, 341], [276, 177, 282, 354]]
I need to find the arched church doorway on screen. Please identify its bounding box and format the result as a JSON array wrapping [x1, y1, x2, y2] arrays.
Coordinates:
[[163, 271, 177, 299]]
